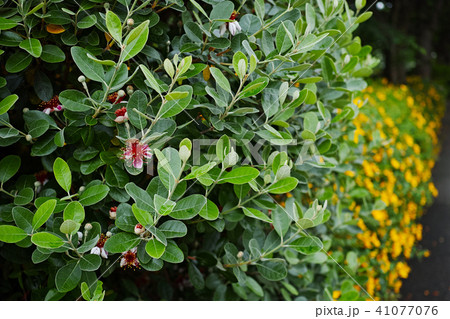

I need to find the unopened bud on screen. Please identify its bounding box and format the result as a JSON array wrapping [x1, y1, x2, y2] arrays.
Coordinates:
[[109, 206, 117, 220], [84, 223, 93, 231], [106, 231, 112, 237], [104, 3, 110, 10], [23, 107, 29, 113], [34, 181, 41, 188], [25, 134, 32, 142], [237, 251, 244, 259], [78, 75, 86, 83], [127, 18, 134, 26], [118, 89, 126, 97], [126, 85, 134, 95], [78, 186, 85, 193], [77, 231, 83, 241], [134, 223, 145, 235]]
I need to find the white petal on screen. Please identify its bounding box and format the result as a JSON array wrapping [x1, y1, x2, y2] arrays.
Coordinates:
[[229, 23, 236, 36], [90, 247, 100, 255], [120, 258, 126, 267], [100, 248, 108, 259], [219, 24, 227, 36]]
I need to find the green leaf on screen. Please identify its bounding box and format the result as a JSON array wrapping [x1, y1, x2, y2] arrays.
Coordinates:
[[276, 22, 294, 54], [5, 51, 32, 73], [256, 260, 287, 281], [0, 225, 28, 243], [14, 187, 34, 206], [106, 11, 122, 42], [125, 182, 154, 212], [59, 89, 92, 112], [289, 236, 323, 255], [71, 46, 105, 83], [132, 204, 153, 227], [104, 232, 140, 253], [160, 85, 193, 118], [154, 194, 176, 216], [239, 77, 269, 99], [355, 12, 373, 24], [19, 38, 42, 58], [272, 206, 291, 238], [165, 91, 189, 101], [80, 282, 91, 300], [123, 20, 150, 61], [12, 206, 34, 233], [41, 45, 66, 63], [170, 194, 207, 220], [0, 17, 17, 30], [31, 232, 65, 248], [140, 65, 161, 94], [210, 1, 234, 20], [127, 90, 148, 129], [161, 240, 184, 263], [199, 199, 220, 221], [233, 51, 248, 79], [219, 167, 259, 185], [79, 184, 109, 206], [159, 220, 187, 238], [243, 207, 272, 223], [80, 254, 101, 271], [0, 94, 18, 115], [0, 155, 21, 182], [184, 21, 203, 43], [190, 0, 210, 19], [303, 112, 319, 132], [209, 67, 231, 93], [246, 276, 264, 297], [105, 164, 129, 188], [55, 261, 82, 292], [59, 220, 80, 234], [77, 15, 97, 29], [145, 238, 166, 258], [32, 199, 57, 231], [188, 263, 205, 289], [53, 157, 72, 193], [267, 177, 298, 194]]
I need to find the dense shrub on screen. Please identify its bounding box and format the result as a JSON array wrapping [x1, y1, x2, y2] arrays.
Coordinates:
[[2, 0, 439, 301]]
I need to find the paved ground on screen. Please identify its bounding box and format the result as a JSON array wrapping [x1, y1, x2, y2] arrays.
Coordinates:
[[402, 102, 450, 301]]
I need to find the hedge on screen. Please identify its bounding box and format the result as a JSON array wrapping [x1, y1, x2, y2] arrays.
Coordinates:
[[0, 0, 444, 301]]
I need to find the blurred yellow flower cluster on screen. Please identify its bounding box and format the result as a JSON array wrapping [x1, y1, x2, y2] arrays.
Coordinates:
[[342, 78, 445, 298]]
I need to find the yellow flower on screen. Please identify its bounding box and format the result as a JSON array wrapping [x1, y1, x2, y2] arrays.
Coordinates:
[[332, 290, 341, 300]]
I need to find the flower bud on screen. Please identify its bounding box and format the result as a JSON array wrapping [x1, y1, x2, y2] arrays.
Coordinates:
[[106, 231, 112, 237], [104, 3, 110, 10], [118, 89, 126, 98], [25, 134, 32, 142], [109, 206, 117, 220], [127, 18, 134, 26], [237, 251, 244, 259], [23, 107, 29, 113], [78, 186, 85, 193], [34, 181, 41, 188], [179, 145, 191, 162], [78, 75, 86, 83], [85, 223, 93, 231], [77, 231, 83, 241], [134, 223, 145, 235], [126, 85, 134, 95]]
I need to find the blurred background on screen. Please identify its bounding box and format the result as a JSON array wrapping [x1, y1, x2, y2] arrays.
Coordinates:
[[357, 0, 450, 86], [356, 0, 450, 300]]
